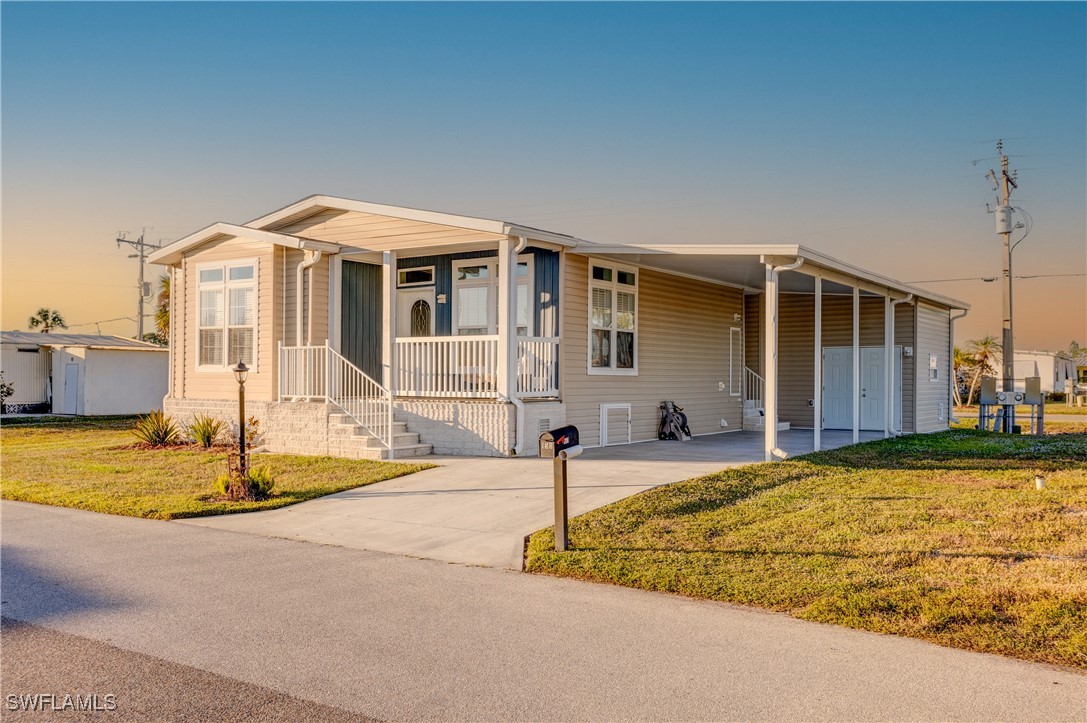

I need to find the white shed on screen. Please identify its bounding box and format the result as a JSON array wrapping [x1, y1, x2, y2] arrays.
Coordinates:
[[1, 332, 168, 415]]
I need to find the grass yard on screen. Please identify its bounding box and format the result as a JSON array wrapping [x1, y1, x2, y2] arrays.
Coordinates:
[[526, 430, 1087, 669], [1, 416, 432, 519]]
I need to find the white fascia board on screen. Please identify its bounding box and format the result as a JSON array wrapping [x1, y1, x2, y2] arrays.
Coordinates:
[[149, 222, 340, 265]]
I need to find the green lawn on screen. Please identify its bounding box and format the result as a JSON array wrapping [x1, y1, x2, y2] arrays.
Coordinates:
[[1, 416, 432, 519], [526, 430, 1087, 669]]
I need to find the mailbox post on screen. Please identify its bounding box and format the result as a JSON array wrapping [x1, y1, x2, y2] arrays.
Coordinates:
[[539, 425, 582, 552]]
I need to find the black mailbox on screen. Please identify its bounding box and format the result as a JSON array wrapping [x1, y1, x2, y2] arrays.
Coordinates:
[[539, 425, 579, 458]]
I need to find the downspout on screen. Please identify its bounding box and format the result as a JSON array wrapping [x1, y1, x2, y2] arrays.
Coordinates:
[[888, 293, 913, 435], [295, 249, 321, 346], [764, 256, 805, 461], [948, 308, 969, 424], [509, 235, 529, 455]]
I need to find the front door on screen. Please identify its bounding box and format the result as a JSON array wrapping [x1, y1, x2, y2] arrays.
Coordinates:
[[63, 363, 80, 414], [397, 289, 435, 338]]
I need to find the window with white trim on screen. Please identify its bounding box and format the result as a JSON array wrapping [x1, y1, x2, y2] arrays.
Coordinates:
[[590, 263, 637, 372], [198, 261, 257, 369], [452, 256, 534, 336]]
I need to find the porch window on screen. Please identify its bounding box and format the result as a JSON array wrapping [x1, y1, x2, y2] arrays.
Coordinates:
[[452, 256, 534, 336], [589, 263, 637, 373], [197, 260, 257, 370]]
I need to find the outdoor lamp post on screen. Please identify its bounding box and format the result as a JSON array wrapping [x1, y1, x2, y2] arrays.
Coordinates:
[[233, 361, 249, 478]]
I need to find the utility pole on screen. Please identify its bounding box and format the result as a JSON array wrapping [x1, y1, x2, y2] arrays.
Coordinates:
[[116, 229, 160, 340], [986, 140, 1019, 433]]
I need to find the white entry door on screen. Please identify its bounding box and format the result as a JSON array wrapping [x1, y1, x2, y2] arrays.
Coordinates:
[[823, 348, 854, 429], [822, 347, 902, 431], [63, 363, 80, 415], [397, 289, 435, 337]]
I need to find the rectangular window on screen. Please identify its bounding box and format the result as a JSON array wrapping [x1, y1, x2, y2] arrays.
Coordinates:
[[589, 263, 637, 373], [398, 266, 435, 288], [452, 256, 534, 336], [198, 260, 256, 370]]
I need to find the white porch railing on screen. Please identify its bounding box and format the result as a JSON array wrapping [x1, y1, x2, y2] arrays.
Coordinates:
[[396, 336, 500, 398], [517, 336, 560, 398], [279, 342, 394, 454], [744, 366, 764, 409], [394, 335, 561, 399]]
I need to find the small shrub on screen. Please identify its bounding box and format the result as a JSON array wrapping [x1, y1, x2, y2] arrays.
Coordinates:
[[132, 410, 180, 447], [0, 372, 13, 409], [226, 416, 265, 449], [214, 466, 276, 501], [187, 414, 225, 448]]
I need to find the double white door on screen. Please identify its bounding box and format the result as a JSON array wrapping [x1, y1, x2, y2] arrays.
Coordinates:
[[823, 346, 901, 430]]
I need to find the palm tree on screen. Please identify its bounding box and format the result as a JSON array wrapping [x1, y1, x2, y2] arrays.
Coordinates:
[[964, 335, 999, 404], [27, 308, 67, 334], [154, 272, 170, 342], [952, 346, 972, 407]]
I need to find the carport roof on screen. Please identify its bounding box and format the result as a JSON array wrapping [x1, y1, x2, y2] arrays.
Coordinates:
[[581, 243, 969, 310]]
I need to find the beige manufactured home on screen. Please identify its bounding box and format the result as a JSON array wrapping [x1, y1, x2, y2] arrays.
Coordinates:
[[150, 195, 967, 461]]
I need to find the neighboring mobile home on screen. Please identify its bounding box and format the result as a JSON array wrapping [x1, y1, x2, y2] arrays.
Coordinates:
[[150, 195, 968, 460], [0, 331, 168, 415]]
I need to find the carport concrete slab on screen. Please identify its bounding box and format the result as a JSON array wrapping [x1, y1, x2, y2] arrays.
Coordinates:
[[182, 429, 882, 569]]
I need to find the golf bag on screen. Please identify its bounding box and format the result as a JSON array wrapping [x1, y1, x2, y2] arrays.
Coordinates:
[[658, 401, 692, 441]]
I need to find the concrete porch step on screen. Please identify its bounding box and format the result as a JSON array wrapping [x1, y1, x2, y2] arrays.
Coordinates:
[[332, 442, 434, 461], [328, 414, 409, 434]]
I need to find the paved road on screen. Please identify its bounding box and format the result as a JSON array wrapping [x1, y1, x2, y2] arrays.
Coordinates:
[[183, 430, 880, 569], [3, 501, 1083, 721], [1, 618, 373, 722]]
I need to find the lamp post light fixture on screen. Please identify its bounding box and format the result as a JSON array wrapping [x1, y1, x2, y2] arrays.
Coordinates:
[[233, 360, 249, 479]]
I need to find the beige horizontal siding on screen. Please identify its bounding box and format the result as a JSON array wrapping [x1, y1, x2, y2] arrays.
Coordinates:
[[272, 209, 505, 251], [280, 249, 330, 347], [179, 236, 276, 402], [744, 293, 762, 375], [562, 253, 745, 447], [915, 301, 951, 432]]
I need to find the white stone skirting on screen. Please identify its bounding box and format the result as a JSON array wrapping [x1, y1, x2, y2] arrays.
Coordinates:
[[164, 397, 568, 459]]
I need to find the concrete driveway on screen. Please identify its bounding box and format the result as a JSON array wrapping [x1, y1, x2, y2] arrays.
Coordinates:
[[183, 429, 881, 569]]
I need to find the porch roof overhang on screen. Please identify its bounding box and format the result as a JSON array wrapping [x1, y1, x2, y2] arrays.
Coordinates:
[[245, 194, 590, 250], [148, 223, 342, 265], [581, 243, 969, 310]]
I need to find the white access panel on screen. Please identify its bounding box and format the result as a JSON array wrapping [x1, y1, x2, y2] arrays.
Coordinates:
[[599, 403, 632, 446]]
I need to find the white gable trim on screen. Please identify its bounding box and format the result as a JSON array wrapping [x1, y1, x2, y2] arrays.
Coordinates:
[[149, 222, 341, 265]]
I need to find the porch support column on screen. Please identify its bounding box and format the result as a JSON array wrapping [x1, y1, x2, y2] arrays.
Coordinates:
[[382, 250, 397, 391], [764, 262, 778, 462], [813, 277, 822, 452], [763, 255, 804, 462], [497, 237, 513, 400], [852, 285, 860, 444], [884, 295, 893, 439]]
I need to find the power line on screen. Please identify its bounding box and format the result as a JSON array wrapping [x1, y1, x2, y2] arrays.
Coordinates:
[[907, 273, 1085, 283]]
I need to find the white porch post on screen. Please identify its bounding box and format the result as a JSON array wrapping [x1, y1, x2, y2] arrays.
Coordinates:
[[382, 251, 397, 391], [763, 262, 778, 462], [813, 277, 822, 452], [884, 295, 893, 439], [497, 237, 513, 400], [852, 285, 861, 444]]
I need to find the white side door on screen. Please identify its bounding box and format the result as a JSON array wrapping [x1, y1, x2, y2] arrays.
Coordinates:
[[860, 347, 886, 430], [822, 348, 853, 429], [63, 363, 80, 415]]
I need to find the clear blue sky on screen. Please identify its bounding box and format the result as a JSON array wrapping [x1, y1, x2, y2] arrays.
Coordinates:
[[3, 2, 1084, 348]]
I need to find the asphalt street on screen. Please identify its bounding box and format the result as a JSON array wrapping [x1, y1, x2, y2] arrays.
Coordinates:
[[2, 500, 1084, 721]]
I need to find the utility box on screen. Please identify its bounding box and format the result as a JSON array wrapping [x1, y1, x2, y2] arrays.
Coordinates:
[[979, 377, 998, 406], [995, 205, 1014, 234], [1024, 377, 1043, 406]]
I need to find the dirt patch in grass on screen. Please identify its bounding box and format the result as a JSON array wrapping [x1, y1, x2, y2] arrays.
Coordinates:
[[526, 430, 1087, 669], [1, 416, 433, 519]]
